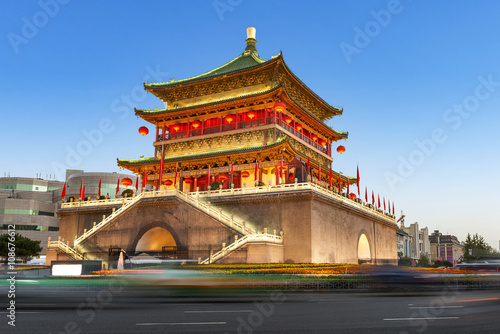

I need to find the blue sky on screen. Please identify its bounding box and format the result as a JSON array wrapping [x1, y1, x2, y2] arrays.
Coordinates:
[[1, 0, 499, 249]]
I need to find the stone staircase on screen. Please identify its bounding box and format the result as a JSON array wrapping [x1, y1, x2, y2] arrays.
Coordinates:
[[199, 232, 283, 264], [51, 189, 262, 261]]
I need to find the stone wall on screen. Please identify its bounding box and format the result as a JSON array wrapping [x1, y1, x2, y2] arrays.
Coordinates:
[[56, 189, 397, 265]]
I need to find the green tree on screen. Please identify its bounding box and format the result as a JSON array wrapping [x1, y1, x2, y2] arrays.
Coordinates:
[[0, 233, 42, 262], [121, 189, 134, 197], [398, 256, 411, 266], [463, 233, 500, 262], [210, 181, 222, 190], [418, 253, 430, 267]]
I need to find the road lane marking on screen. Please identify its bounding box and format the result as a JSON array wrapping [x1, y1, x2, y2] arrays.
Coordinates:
[[384, 317, 459, 321], [455, 297, 500, 303], [165, 303, 214, 305], [409, 306, 464, 309], [185, 310, 253, 313], [17, 303, 57, 306], [137, 322, 226, 326], [0, 311, 50, 314]]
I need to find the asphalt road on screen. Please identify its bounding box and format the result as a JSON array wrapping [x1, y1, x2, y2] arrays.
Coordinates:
[[1, 287, 499, 333]]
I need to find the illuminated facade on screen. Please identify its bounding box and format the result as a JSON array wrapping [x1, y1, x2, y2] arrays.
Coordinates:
[[118, 27, 355, 193], [48, 28, 398, 266]]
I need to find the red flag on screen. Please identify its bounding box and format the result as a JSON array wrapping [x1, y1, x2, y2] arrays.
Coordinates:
[[136, 175, 139, 193], [81, 185, 85, 201], [207, 165, 211, 187], [159, 144, 165, 185], [97, 178, 101, 197], [79, 180, 83, 199], [174, 163, 178, 187], [329, 167, 332, 188], [254, 160, 258, 183], [365, 187, 368, 203], [307, 157, 310, 180], [347, 178, 349, 194], [280, 159, 284, 179], [230, 164, 234, 186], [318, 163, 321, 182], [142, 168, 147, 190], [377, 194, 381, 209], [356, 165, 360, 196], [392, 202, 395, 215], [275, 163, 279, 184], [383, 196, 386, 211], [338, 173, 341, 193], [61, 182, 67, 199], [372, 191, 375, 205]]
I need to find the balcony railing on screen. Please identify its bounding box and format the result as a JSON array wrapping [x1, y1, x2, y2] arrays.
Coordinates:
[[157, 116, 329, 156], [62, 182, 396, 224]]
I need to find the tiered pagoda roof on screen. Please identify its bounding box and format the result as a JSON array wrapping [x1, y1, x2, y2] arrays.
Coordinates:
[[118, 27, 355, 189]]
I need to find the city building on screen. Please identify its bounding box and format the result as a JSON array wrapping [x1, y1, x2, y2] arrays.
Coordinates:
[[429, 230, 463, 264], [403, 222, 430, 264], [48, 28, 398, 267], [0, 177, 64, 253], [396, 229, 412, 258], [56, 170, 139, 201]]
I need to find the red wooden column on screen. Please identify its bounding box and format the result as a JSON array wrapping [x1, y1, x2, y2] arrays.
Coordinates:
[[156, 126, 159, 141], [273, 109, 276, 142]]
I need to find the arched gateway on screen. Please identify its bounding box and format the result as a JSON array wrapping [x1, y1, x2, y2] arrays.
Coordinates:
[[130, 221, 182, 256], [358, 233, 372, 264]]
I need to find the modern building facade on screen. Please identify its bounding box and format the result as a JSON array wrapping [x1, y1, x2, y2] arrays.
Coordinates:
[[429, 230, 463, 264], [55, 171, 139, 201], [402, 222, 430, 263], [396, 229, 412, 258], [0, 177, 64, 253]]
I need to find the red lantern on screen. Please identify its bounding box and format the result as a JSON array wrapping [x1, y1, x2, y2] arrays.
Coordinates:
[[164, 180, 173, 186], [277, 165, 288, 171], [312, 135, 318, 141], [218, 174, 228, 181], [284, 116, 293, 124], [191, 121, 201, 129], [171, 124, 180, 132], [296, 124, 302, 131], [247, 111, 256, 119], [184, 178, 193, 184], [349, 193, 357, 200], [320, 139, 327, 146], [138, 126, 149, 136], [225, 115, 234, 123], [337, 145, 345, 154], [241, 171, 250, 178], [274, 101, 286, 112], [121, 178, 133, 187]]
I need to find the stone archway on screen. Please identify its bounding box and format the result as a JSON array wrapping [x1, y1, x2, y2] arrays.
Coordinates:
[[135, 227, 176, 252], [129, 221, 183, 254], [358, 233, 372, 264]]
